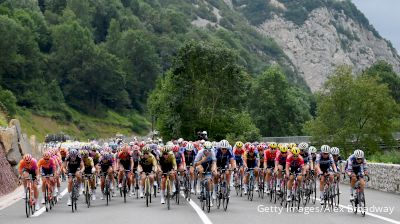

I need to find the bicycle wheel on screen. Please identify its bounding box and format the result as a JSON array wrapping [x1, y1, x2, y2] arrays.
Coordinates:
[[303, 180, 310, 206], [86, 182, 91, 208], [175, 179, 180, 204], [311, 177, 317, 205], [329, 186, 334, 210], [146, 178, 150, 207], [334, 182, 340, 207], [25, 188, 31, 218], [359, 192, 366, 217], [123, 177, 127, 203], [45, 185, 49, 212], [223, 182, 229, 212], [249, 176, 254, 201], [269, 178, 274, 202], [200, 186, 205, 211], [206, 189, 211, 213], [216, 184, 221, 209], [166, 179, 170, 210], [259, 175, 265, 199], [296, 188, 302, 210]]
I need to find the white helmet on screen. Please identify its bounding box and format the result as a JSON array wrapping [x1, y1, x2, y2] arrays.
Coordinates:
[[129, 142, 134, 146], [202, 131, 207, 135], [308, 146, 317, 154], [204, 141, 212, 149], [298, 142, 309, 150], [187, 143, 194, 151], [220, 139, 230, 149], [200, 139, 205, 145], [331, 147, 340, 155], [321, 145, 330, 153], [178, 138, 184, 144], [354, 149, 364, 159]]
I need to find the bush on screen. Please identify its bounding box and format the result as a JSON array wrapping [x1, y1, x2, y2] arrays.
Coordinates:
[[369, 150, 400, 164], [0, 88, 17, 117]]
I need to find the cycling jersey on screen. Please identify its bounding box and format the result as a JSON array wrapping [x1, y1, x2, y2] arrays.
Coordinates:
[[233, 147, 245, 166], [184, 150, 196, 166], [65, 155, 82, 174], [99, 157, 113, 173], [215, 148, 234, 168], [174, 151, 185, 165], [194, 149, 216, 172], [90, 151, 101, 165], [243, 151, 259, 168], [131, 150, 140, 169], [275, 151, 287, 168], [315, 153, 335, 173], [159, 152, 176, 173], [300, 152, 311, 165], [82, 157, 94, 174], [38, 158, 56, 176], [118, 151, 132, 171], [346, 154, 368, 175], [264, 149, 278, 168], [286, 155, 304, 174], [18, 158, 38, 178], [139, 154, 157, 173]]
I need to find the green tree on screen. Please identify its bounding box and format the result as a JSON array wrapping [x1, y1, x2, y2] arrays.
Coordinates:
[[305, 66, 399, 155], [248, 66, 311, 137], [149, 41, 259, 140]]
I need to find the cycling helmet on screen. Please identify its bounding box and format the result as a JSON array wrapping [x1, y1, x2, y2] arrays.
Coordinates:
[[269, 142, 278, 149], [321, 145, 330, 153], [257, 145, 264, 151], [331, 147, 340, 155], [248, 145, 255, 153], [177, 138, 184, 144], [280, 146, 288, 153], [69, 148, 79, 158], [81, 150, 89, 157], [235, 141, 244, 148], [291, 147, 300, 156], [289, 143, 297, 149], [43, 151, 51, 160], [298, 142, 309, 151], [220, 140, 230, 149], [187, 143, 194, 151], [308, 146, 317, 154], [204, 141, 213, 150], [142, 145, 151, 154], [354, 149, 364, 159], [23, 154, 33, 162], [172, 145, 180, 152]]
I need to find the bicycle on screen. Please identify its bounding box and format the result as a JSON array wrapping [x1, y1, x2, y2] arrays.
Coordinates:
[[120, 170, 131, 203], [101, 172, 112, 206], [266, 168, 276, 202], [278, 173, 288, 207], [183, 166, 192, 201], [352, 174, 369, 217], [258, 168, 265, 199], [42, 174, 55, 212], [333, 172, 341, 207], [216, 167, 230, 211], [234, 168, 243, 197], [143, 171, 153, 207], [69, 173, 79, 213], [162, 171, 173, 210], [133, 170, 140, 199], [246, 168, 255, 201], [289, 173, 303, 210], [83, 174, 92, 208], [199, 171, 212, 213], [23, 175, 36, 218], [321, 172, 334, 210], [175, 171, 181, 205]]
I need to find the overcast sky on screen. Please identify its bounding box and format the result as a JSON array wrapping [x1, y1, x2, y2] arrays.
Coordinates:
[[352, 0, 400, 53]]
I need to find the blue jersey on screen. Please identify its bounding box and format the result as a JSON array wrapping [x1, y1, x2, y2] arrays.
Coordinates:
[[215, 148, 234, 168]]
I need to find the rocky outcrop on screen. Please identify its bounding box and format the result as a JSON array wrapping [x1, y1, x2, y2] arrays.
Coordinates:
[[0, 119, 40, 196], [257, 7, 400, 91]]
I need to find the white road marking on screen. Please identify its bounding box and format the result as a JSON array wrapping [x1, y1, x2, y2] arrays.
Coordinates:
[[32, 188, 68, 217], [315, 198, 400, 224], [181, 192, 213, 224]]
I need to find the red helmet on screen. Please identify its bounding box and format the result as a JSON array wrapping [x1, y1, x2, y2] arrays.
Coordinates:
[[172, 145, 180, 153], [244, 142, 251, 150], [257, 145, 264, 151], [248, 145, 255, 153], [182, 141, 188, 147], [139, 141, 146, 148]]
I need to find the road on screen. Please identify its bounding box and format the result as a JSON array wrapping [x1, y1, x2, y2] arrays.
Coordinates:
[[1, 182, 399, 224]]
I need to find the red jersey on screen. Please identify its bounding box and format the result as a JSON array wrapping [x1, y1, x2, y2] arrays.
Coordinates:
[[286, 155, 304, 168], [264, 149, 279, 162]]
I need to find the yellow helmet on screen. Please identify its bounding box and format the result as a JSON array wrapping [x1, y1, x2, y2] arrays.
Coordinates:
[[289, 143, 297, 149], [235, 141, 244, 148], [291, 147, 300, 156], [278, 143, 283, 149], [269, 142, 278, 149], [280, 145, 288, 153]]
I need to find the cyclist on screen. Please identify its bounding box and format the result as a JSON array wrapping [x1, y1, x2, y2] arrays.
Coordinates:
[[298, 142, 312, 179], [172, 144, 186, 188], [233, 141, 245, 188], [285, 147, 304, 202], [117, 144, 134, 197], [158, 146, 177, 204], [81, 150, 97, 201], [138, 146, 157, 198], [130, 144, 141, 196], [243, 145, 260, 195], [214, 140, 236, 200], [64, 148, 84, 206], [18, 154, 40, 211], [264, 142, 278, 194], [99, 152, 115, 200], [184, 143, 197, 194], [38, 151, 57, 204], [274, 144, 288, 191], [331, 147, 344, 182], [346, 149, 368, 201], [257, 144, 266, 192], [194, 141, 217, 205], [315, 145, 338, 204]]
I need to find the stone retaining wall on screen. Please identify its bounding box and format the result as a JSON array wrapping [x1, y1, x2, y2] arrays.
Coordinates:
[[341, 162, 400, 194]]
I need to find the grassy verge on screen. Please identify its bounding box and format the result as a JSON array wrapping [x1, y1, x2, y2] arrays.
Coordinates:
[[16, 108, 150, 142], [0, 111, 7, 127], [369, 150, 400, 164]]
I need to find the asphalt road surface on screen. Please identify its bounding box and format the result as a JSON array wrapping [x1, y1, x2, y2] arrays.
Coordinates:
[[1, 182, 399, 224]]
